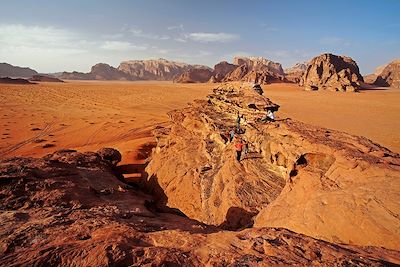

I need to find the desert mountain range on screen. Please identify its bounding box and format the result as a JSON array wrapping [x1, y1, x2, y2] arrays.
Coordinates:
[[2, 55, 399, 89]]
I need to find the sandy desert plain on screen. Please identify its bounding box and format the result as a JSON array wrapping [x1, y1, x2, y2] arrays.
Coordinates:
[[1, 80, 399, 165]]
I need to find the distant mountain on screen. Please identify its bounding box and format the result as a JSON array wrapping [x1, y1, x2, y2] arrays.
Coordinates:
[[284, 62, 309, 83], [0, 63, 38, 78], [58, 59, 211, 81]]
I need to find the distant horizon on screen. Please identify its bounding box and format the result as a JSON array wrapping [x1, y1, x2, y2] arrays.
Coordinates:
[[1, 0, 399, 74], [3, 53, 398, 76]]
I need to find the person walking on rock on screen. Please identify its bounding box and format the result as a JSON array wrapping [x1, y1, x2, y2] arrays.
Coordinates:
[[229, 129, 235, 142], [235, 139, 244, 162], [236, 112, 243, 132]]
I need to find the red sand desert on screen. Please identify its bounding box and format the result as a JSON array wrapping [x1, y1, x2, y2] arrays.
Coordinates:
[[1, 81, 399, 163]]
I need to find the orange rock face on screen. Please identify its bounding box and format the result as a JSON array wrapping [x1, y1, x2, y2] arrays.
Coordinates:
[[1, 148, 399, 266], [146, 82, 400, 250], [300, 53, 364, 92], [374, 59, 400, 88], [173, 68, 213, 83]]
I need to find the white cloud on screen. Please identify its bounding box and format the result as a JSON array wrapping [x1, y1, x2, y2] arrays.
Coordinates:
[[100, 41, 147, 51], [128, 27, 170, 40], [186, 32, 239, 43], [0, 24, 88, 53]]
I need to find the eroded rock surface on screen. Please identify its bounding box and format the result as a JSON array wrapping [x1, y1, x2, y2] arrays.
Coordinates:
[[284, 62, 308, 83], [300, 53, 364, 92], [29, 75, 64, 82], [146, 82, 400, 250], [2, 148, 399, 265], [173, 68, 213, 83], [374, 59, 400, 88]]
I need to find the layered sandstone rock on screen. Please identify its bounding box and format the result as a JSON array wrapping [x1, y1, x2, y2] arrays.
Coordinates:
[[146, 82, 400, 250], [374, 59, 400, 88], [218, 57, 287, 84], [208, 61, 238, 82], [2, 149, 398, 265], [0, 63, 38, 78], [118, 58, 209, 81], [90, 63, 131, 80], [59, 59, 210, 81], [233, 56, 284, 75], [173, 68, 213, 83], [284, 62, 308, 83], [300, 53, 364, 92]]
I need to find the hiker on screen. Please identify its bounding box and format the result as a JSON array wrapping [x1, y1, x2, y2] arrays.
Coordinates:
[[235, 139, 244, 162], [261, 109, 275, 122], [236, 112, 244, 132], [267, 109, 275, 121], [229, 129, 235, 142], [243, 139, 249, 154]]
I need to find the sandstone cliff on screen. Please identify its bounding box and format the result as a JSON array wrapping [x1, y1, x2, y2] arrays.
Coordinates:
[[0, 63, 38, 78], [146, 82, 400, 250], [300, 53, 364, 92], [233, 56, 284, 75], [208, 61, 238, 83], [374, 59, 400, 88], [173, 68, 213, 83], [284, 62, 308, 83], [118, 58, 210, 81], [1, 148, 399, 266], [59, 59, 210, 81]]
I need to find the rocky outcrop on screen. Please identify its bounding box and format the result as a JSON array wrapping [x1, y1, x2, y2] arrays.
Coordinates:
[[2, 148, 398, 265], [0, 77, 33, 84], [374, 59, 400, 88], [58, 59, 210, 81], [173, 68, 213, 83], [117, 58, 210, 81], [90, 63, 131, 80], [233, 56, 284, 75], [300, 53, 364, 92], [146, 82, 400, 250], [212, 57, 287, 84], [208, 61, 238, 82], [2, 149, 400, 266], [284, 62, 308, 83], [0, 63, 38, 78], [29, 75, 64, 82], [58, 71, 94, 80]]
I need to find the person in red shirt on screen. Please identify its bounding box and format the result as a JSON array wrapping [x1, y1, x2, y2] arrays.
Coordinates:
[[235, 139, 244, 162]]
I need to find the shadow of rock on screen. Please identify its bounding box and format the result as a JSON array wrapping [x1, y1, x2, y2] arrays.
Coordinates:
[[219, 207, 258, 231]]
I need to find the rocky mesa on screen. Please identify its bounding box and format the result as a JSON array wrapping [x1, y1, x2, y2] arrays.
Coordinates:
[[300, 53, 364, 92], [145, 82, 400, 250]]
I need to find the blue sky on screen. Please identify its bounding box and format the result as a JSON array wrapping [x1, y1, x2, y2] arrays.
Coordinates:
[[0, 0, 399, 74]]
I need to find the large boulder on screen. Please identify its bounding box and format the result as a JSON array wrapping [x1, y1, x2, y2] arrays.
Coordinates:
[[374, 59, 400, 88], [300, 53, 363, 92]]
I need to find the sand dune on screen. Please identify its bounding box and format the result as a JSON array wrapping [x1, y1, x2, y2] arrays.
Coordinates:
[[1, 81, 399, 168]]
